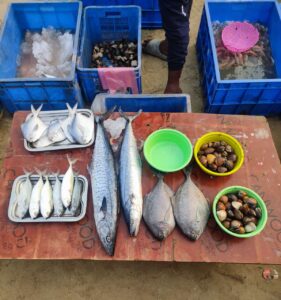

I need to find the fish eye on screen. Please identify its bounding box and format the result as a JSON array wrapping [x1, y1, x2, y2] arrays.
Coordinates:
[[106, 235, 111, 243]]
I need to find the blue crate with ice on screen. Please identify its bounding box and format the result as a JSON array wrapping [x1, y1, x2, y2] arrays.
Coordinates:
[[0, 1, 83, 113]]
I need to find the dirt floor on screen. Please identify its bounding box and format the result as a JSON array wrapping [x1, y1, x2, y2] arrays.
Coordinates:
[[0, 0, 280, 299]]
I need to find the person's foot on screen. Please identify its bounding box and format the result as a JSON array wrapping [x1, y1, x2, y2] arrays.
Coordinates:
[[164, 84, 182, 94], [142, 39, 168, 60]]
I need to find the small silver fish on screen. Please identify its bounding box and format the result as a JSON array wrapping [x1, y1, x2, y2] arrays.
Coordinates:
[[70, 176, 82, 216], [60, 103, 77, 143], [61, 155, 77, 208], [29, 170, 44, 219], [15, 172, 33, 219], [47, 119, 66, 143], [53, 173, 64, 217], [21, 104, 48, 143], [70, 112, 94, 145], [119, 110, 143, 237], [143, 173, 175, 240], [172, 167, 210, 241], [40, 176, 54, 219]]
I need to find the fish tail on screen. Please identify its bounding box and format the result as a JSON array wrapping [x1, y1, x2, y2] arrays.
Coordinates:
[[66, 103, 78, 115], [66, 154, 78, 167], [119, 108, 142, 122], [95, 105, 117, 123], [31, 104, 43, 117], [23, 168, 32, 177], [155, 171, 165, 180], [182, 164, 193, 178]]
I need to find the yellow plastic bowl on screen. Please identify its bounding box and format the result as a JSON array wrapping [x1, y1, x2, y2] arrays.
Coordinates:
[[194, 132, 244, 176]]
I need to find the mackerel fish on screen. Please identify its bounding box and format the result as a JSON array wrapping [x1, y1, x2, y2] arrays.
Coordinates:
[[88, 115, 118, 256]]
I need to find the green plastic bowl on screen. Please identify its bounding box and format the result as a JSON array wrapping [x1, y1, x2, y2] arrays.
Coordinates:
[[213, 186, 268, 238], [143, 129, 193, 173]]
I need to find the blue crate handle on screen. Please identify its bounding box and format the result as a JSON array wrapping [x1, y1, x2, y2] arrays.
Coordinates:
[[105, 11, 121, 17]]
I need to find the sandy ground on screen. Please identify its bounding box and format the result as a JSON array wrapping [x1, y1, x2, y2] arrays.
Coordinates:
[[0, 0, 280, 299]]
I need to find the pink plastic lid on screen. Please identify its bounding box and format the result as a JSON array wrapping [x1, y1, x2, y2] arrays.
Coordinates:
[[222, 22, 259, 53]]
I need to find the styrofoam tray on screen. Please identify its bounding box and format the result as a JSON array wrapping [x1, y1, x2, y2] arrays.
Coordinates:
[[23, 109, 95, 152], [8, 174, 88, 223]]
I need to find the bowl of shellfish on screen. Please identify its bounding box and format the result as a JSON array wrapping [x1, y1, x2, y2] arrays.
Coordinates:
[[213, 186, 268, 238], [194, 132, 244, 176]]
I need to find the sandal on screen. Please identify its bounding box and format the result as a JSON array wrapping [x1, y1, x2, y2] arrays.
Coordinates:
[[142, 39, 167, 61]]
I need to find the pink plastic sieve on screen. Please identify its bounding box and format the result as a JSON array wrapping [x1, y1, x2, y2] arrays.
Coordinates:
[[222, 22, 259, 53]]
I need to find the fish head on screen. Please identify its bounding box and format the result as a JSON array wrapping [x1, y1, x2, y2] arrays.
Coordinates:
[[99, 223, 115, 256]]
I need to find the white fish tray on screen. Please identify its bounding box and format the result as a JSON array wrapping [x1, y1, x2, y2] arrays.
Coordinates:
[[8, 174, 88, 223], [23, 109, 95, 152]]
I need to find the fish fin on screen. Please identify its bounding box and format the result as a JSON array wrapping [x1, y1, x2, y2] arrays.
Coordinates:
[[100, 196, 107, 218], [66, 154, 78, 167], [95, 105, 117, 123], [66, 102, 72, 112], [31, 105, 36, 115], [118, 108, 142, 122]]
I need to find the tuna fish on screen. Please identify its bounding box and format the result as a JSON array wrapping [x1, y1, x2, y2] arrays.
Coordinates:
[[21, 104, 48, 143], [70, 176, 82, 216], [119, 110, 143, 237], [53, 173, 64, 217], [61, 155, 77, 208], [88, 114, 118, 256], [40, 176, 54, 218], [172, 167, 210, 240], [29, 170, 44, 219], [143, 173, 175, 240], [15, 172, 33, 218], [70, 112, 94, 145]]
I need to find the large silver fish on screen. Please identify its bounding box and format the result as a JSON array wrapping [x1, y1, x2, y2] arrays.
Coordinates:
[[88, 115, 118, 256], [60, 103, 77, 143], [21, 104, 48, 143], [119, 110, 143, 237], [70, 176, 82, 216], [32, 129, 54, 148], [29, 170, 44, 219], [143, 173, 175, 240], [53, 173, 64, 217], [15, 172, 32, 219], [70, 112, 94, 145], [172, 167, 210, 240]]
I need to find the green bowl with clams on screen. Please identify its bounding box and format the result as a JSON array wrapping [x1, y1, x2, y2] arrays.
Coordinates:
[[213, 186, 268, 238]]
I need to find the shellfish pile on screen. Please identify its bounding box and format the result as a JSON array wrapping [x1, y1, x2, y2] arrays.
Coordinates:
[[212, 21, 276, 80], [91, 39, 138, 68]]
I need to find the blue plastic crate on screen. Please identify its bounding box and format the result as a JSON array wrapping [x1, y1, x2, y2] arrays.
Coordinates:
[[104, 94, 192, 112], [196, 0, 281, 116], [77, 6, 142, 103], [0, 1, 83, 113], [81, 0, 162, 29]]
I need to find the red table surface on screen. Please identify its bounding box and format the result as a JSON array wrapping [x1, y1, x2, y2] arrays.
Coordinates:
[[0, 112, 280, 263]]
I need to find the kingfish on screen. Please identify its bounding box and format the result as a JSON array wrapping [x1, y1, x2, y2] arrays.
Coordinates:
[[40, 176, 54, 218], [53, 173, 64, 217], [70, 176, 82, 216], [172, 167, 210, 240], [70, 112, 94, 145], [15, 172, 33, 219], [29, 170, 44, 219], [61, 155, 77, 208], [119, 110, 143, 237], [21, 104, 48, 143], [88, 115, 118, 256], [143, 173, 175, 240]]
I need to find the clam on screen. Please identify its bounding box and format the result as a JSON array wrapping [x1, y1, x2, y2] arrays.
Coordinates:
[[255, 207, 262, 219], [219, 195, 228, 204], [232, 201, 242, 210], [218, 166, 228, 173], [233, 209, 244, 220], [217, 202, 226, 211], [207, 154, 216, 164], [217, 210, 227, 222], [231, 220, 242, 230], [245, 222, 256, 233]]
